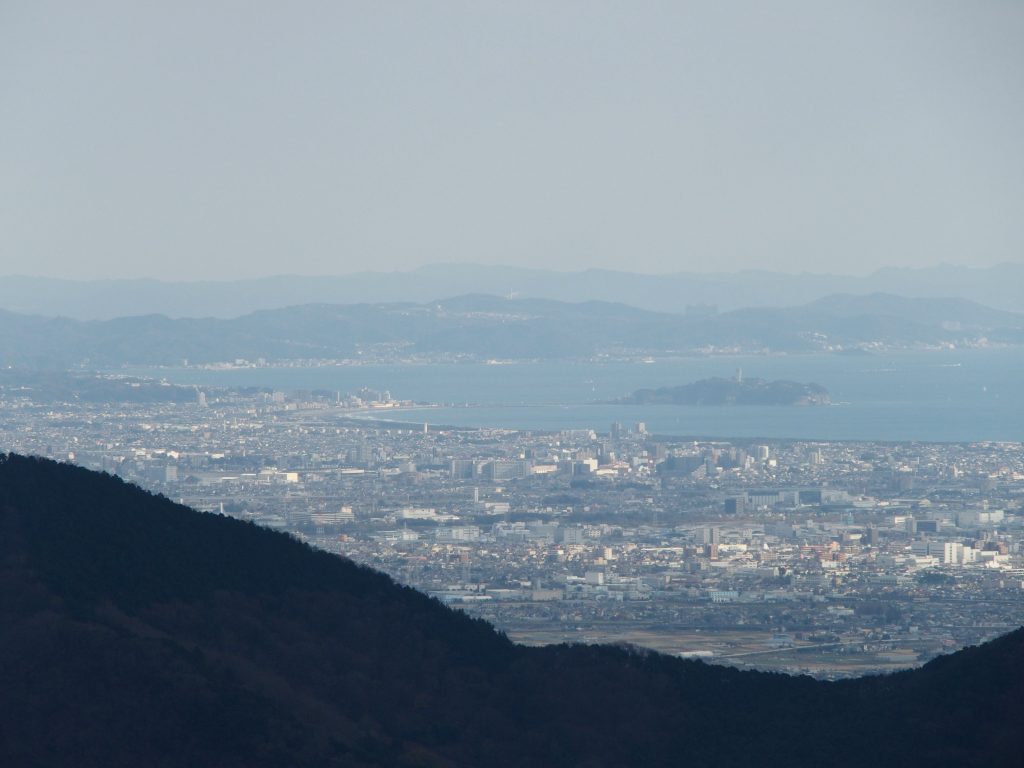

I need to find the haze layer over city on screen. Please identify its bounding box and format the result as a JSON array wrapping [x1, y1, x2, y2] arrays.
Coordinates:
[[2, 4, 1023, 765]]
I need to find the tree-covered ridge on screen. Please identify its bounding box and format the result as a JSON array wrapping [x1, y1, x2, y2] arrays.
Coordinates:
[[0, 454, 1021, 767]]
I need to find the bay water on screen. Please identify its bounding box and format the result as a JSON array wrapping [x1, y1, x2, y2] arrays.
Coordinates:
[[118, 348, 1024, 442]]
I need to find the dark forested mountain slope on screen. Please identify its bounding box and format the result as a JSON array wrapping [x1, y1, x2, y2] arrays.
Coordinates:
[[0, 454, 1021, 767]]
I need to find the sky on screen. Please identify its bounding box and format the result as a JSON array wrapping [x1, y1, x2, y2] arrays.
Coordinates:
[[1, 1, 1022, 281]]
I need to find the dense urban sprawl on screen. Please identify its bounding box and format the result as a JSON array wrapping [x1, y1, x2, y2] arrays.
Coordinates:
[[4, 383, 1022, 679]]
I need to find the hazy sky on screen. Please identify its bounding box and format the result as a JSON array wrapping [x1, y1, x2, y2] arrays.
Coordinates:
[[2, 1, 1022, 280]]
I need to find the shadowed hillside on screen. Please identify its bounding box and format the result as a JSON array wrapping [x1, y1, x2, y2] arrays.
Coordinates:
[[1, 454, 1021, 767]]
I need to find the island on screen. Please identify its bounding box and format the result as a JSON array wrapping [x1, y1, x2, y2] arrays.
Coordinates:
[[619, 376, 830, 406]]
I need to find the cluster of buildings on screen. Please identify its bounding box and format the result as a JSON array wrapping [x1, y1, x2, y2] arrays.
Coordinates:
[[3, 383, 1022, 678]]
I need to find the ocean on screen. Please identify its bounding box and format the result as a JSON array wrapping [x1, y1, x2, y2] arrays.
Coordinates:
[[117, 348, 1024, 442]]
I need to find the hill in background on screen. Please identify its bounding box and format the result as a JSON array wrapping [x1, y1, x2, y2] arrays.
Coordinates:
[[1, 454, 1021, 767], [3, 262, 1024, 319], [1, 292, 1021, 368]]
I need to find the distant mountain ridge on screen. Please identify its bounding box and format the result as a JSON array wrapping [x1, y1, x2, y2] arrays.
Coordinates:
[[3, 261, 1024, 319], [1, 454, 1022, 767], [1, 292, 1020, 368]]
